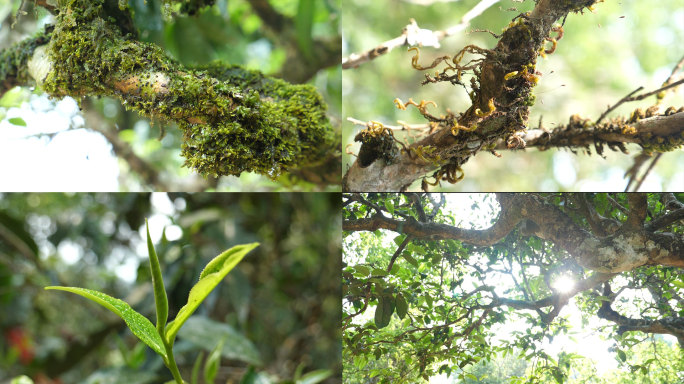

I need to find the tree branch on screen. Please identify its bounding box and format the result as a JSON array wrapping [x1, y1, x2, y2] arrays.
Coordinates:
[[598, 283, 684, 347], [343, 0, 601, 191], [344, 193, 684, 272], [342, 0, 499, 69], [17, 0, 340, 186], [496, 111, 684, 154], [0, 26, 52, 96]]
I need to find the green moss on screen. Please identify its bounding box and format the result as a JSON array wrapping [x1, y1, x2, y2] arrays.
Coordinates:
[[44, 0, 336, 179], [0, 26, 52, 94]]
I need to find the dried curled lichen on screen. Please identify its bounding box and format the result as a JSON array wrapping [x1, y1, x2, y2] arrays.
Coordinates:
[[43, 0, 336, 179]]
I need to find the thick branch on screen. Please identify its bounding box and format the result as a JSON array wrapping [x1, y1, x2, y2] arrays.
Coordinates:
[[497, 111, 684, 153], [34, 0, 339, 185], [647, 210, 684, 232], [0, 26, 52, 96], [598, 286, 684, 346], [344, 193, 684, 272], [626, 194, 648, 229]]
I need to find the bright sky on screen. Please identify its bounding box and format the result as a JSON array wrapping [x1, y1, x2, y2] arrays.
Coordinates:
[[343, 194, 676, 383], [0, 94, 121, 191]]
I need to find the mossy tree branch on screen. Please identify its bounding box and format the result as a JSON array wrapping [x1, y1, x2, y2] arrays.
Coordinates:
[[0, 26, 52, 95], [2, 0, 340, 187]]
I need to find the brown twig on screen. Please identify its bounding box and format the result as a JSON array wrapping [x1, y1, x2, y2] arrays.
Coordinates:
[[625, 153, 661, 192], [596, 78, 684, 124], [342, 0, 499, 69]]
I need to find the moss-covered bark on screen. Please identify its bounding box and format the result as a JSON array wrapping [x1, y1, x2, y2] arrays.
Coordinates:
[[41, 0, 338, 182], [0, 26, 52, 95]]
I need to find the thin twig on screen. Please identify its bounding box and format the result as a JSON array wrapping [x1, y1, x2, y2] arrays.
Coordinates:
[[596, 78, 684, 125], [342, 0, 499, 69], [625, 153, 661, 192], [595, 86, 643, 125]]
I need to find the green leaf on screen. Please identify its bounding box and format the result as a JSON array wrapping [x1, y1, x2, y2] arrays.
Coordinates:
[[617, 349, 627, 362], [374, 296, 393, 329], [178, 315, 262, 366], [384, 200, 394, 214], [146, 219, 168, 335], [297, 369, 332, 384], [10, 376, 33, 384], [204, 338, 224, 384], [371, 268, 387, 276], [239, 366, 272, 384], [295, 0, 315, 59], [44, 286, 167, 360], [165, 243, 259, 344], [7, 117, 26, 126], [402, 252, 419, 268], [395, 293, 408, 319], [354, 265, 370, 276], [191, 351, 204, 384]]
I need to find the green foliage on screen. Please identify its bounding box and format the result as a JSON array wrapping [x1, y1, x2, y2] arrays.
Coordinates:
[[343, 193, 683, 383], [0, 193, 341, 381], [46, 221, 259, 384]]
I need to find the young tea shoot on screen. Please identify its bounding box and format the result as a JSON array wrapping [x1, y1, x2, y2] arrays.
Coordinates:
[[46, 220, 259, 384]]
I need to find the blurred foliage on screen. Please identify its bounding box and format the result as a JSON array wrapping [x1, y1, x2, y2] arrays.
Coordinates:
[[0, 0, 341, 191], [0, 192, 341, 383], [342, 0, 684, 191]]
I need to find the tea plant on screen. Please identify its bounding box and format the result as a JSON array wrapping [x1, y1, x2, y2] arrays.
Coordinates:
[[45, 220, 259, 384]]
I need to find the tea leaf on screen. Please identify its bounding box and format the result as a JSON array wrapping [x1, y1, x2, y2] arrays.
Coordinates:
[[165, 243, 259, 343], [45, 286, 167, 360], [146, 219, 169, 335]]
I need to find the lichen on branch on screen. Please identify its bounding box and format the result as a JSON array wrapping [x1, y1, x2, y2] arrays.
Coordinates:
[[344, 0, 605, 191], [42, 0, 338, 180]]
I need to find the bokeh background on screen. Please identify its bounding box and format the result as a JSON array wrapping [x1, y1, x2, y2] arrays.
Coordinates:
[[342, 0, 684, 191], [0, 192, 341, 383], [0, 0, 341, 191]]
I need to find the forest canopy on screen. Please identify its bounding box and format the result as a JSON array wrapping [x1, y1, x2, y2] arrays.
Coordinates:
[[342, 193, 683, 383]]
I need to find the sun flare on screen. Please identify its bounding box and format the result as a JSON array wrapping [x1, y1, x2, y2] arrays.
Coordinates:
[[552, 275, 575, 293]]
